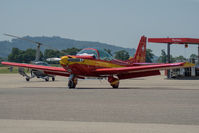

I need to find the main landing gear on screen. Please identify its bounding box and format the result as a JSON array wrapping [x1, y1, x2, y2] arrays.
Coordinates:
[[67, 75, 119, 89], [68, 74, 78, 89], [108, 76, 119, 88]]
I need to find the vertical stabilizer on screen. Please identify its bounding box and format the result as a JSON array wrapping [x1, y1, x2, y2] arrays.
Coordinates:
[[129, 36, 147, 63]]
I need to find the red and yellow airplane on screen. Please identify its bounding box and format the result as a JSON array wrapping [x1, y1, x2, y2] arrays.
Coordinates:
[[1, 36, 193, 88]]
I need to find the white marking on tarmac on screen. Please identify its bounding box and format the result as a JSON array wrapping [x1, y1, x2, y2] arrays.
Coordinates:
[[0, 119, 199, 133]]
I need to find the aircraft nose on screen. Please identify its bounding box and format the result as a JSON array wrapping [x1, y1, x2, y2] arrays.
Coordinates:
[[59, 56, 84, 66], [59, 56, 69, 65]]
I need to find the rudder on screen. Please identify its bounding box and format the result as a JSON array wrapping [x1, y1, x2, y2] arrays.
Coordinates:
[[129, 36, 147, 63]]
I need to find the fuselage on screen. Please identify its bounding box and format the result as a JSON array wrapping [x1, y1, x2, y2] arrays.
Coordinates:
[[59, 48, 133, 77]]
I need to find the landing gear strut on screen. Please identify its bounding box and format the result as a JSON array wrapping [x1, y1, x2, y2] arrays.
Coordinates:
[[108, 76, 119, 88], [68, 74, 78, 89], [45, 77, 49, 82]]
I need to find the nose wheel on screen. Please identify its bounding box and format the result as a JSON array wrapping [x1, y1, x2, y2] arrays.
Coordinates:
[[68, 79, 77, 88], [68, 74, 78, 89]]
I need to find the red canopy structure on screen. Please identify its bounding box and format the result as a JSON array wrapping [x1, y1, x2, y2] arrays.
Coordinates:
[[148, 37, 199, 78], [148, 38, 199, 44]]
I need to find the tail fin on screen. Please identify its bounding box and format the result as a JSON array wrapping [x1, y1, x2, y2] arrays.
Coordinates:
[[129, 36, 147, 63]]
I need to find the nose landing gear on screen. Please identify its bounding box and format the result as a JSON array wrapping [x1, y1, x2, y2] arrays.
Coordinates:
[[68, 74, 78, 89]]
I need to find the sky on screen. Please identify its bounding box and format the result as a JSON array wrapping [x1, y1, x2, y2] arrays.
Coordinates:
[[0, 0, 199, 57]]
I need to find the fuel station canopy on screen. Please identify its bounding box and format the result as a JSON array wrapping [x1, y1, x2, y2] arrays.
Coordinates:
[[148, 38, 199, 44], [148, 37, 199, 78]]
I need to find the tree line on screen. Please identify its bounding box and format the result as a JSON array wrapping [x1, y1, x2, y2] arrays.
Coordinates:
[[158, 49, 198, 63], [3, 47, 198, 63], [7, 47, 81, 63]]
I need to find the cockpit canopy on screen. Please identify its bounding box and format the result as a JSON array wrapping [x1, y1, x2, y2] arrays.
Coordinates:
[[77, 48, 113, 61]]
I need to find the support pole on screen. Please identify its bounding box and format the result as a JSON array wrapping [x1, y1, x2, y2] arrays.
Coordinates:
[[35, 44, 40, 62], [167, 43, 171, 78], [198, 44, 199, 65]]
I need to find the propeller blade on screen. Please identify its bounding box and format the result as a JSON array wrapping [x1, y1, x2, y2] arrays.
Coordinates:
[[4, 33, 42, 45], [46, 58, 61, 62], [4, 33, 60, 51]]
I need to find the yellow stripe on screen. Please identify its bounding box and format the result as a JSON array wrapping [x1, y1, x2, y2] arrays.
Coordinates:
[[60, 56, 123, 68], [183, 62, 195, 67]]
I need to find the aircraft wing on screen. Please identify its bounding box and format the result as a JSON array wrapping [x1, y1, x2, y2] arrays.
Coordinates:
[[1, 61, 70, 77], [95, 62, 194, 75]]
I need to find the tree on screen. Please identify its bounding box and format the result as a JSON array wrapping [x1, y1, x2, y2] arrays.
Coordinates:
[[23, 49, 36, 63], [114, 50, 129, 61], [158, 49, 167, 63], [8, 48, 24, 62], [44, 49, 61, 59], [170, 55, 176, 63], [61, 47, 81, 55], [189, 54, 198, 63], [174, 55, 187, 62], [158, 49, 177, 63], [0, 57, 5, 62], [146, 49, 154, 63], [104, 49, 112, 56], [8, 48, 44, 63], [190, 54, 197, 59]]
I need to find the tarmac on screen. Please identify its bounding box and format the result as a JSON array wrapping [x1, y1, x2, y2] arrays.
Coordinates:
[[0, 73, 199, 133]]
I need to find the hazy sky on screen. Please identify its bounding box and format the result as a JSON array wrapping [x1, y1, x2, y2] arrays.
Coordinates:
[[0, 0, 199, 57]]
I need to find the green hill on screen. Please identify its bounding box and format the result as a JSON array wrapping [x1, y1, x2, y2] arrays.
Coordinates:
[[0, 36, 136, 58]]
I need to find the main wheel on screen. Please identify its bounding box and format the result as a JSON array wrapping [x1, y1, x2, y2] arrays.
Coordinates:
[[45, 77, 49, 82], [68, 80, 76, 89], [26, 78, 30, 82], [108, 76, 119, 89], [111, 84, 119, 88], [52, 77, 55, 81]]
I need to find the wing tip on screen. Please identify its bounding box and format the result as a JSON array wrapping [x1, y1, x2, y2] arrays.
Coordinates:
[[183, 62, 195, 67]]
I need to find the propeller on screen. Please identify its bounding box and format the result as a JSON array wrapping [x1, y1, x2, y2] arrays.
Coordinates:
[[4, 33, 59, 50]]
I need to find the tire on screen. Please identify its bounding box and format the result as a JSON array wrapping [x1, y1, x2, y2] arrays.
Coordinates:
[[26, 78, 30, 82], [45, 77, 49, 82], [52, 77, 55, 81], [112, 84, 119, 88], [68, 80, 76, 89]]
